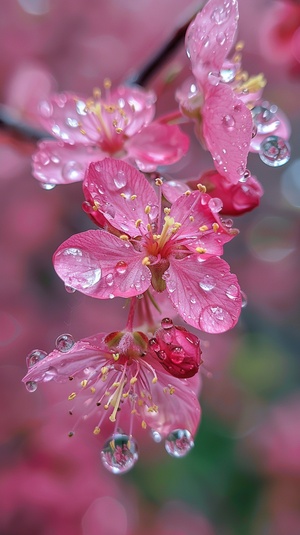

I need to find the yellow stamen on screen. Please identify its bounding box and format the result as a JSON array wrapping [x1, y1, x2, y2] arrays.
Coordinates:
[[155, 178, 163, 186], [80, 380, 88, 388], [119, 234, 129, 241], [142, 256, 150, 266], [130, 194, 137, 200], [199, 225, 208, 232], [68, 392, 76, 400], [196, 247, 206, 254], [197, 183, 206, 193], [145, 205, 151, 214], [93, 426, 101, 435], [212, 223, 219, 233]]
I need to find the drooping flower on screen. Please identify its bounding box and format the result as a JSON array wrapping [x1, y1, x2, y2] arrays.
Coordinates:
[[53, 158, 242, 334], [32, 82, 189, 186], [178, 0, 291, 177], [23, 327, 201, 473]]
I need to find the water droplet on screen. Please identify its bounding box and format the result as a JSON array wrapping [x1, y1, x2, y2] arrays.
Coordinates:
[[115, 261, 127, 275], [252, 125, 258, 138], [65, 284, 76, 293], [259, 136, 291, 167], [208, 197, 223, 213], [39, 100, 53, 118], [41, 183, 56, 190], [199, 305, 233, 333], [202, 35, 210, 47], [167, 280, 176, 293], [113, 170, 127, 189], [225, 284, 239, 299], [211, 6, 230, 24], [151, 430, 162, 443], [165, 429, 194, 458], [170, 346, 184, 364], [38, 151, 50, 166], [241, 291, 248, 308], [252, 104, 280, 134], [158, 350, 167, 361], [25, 380, 38, 393], [100, 433, 138, 474], [26, 349, 47, 368], [62, 161, 84, 181], [66, 117, 79, 128], [149, 338, 160, 352], [199, 274, 216, 291], [222, 114, 236, 131], [216, 31, 226, 46], [208, 72, 220, 86], [59, 248, 102, 290], [55, 333, 75, 352], [161, 318, 173, 330], [76, 100, 87, 115], [190, 296, 196, 304], [105, 273, 114, 286]]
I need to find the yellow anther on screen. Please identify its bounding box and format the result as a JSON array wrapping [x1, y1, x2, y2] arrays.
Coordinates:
[[212, 223, 219, 233], [196, 247, 206, 254], [169, 386, 175, 395], [130, 194, 137, 200], [115, 127, 123, 134], [184, 190, 191, 196], [147, 223, 151, 231], [164, 207, 171, 215], [90, 387, 96, 394], [236, 41, 244, 51], [199, 225, 208, 232], [68, 392, 76, 400], [120, 234, 129, 241], [141, 420, 147, 429], [101, 366, 109, 375], [109, 414, 116, 422], [105, 391, 110, 396], [234, 53, 242, 63], [155, 178, 163, 186], [123, 392, 129, 398], [80, 380, 88, 388], [189, 216, 194, 222], [153, 234, 161, 240], [142, 256, 150, 266], [197, 183, 207, 193], [93, 426, 101, 435], [92, 201, 100, 211], [135, 219, 142, 228], [147, 404, 158, 413], [103, 78, 112, 89], [113, 353, 120, 361], [131, 409, 137, 414], [105, 105, 115, 113], [238, 73, 266, 94], [112, 119, 118, 127], [137, 399, 144, 406], [145, 205, 151, 214], [93, 87, 101, 98], [80, 128, 86, 135], [112, 382, 120, 388], [120, 193, 127, 198], [104, 404, 109, 410], [152, 377, 158, 384], [130, 377, 138, 385]]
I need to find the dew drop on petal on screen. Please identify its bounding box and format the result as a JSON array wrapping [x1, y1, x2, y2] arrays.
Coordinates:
[[199, 274, 216, 291], [208, 72, 220, 86], [62, 161, 84, 181], [199, 305, 233, 333], [59, 248, 102, 290], [115, 261, 128, 275], [161, 318, 174, 330], [105, 273, 114, 286], [216, 31, 226, 46], [211, 6, 230, 25], [100, 434, 138, 474], [55, 333, 75, 352], [222, 114, 236, 131], [26, 349, 47, 368], [113, 170, 127, 189], [25, 380, 38, 393], [76, 100, 87, 115], [225, 284, 239, 300], [167, 280, 177, 293], [39, 100, 53, 118], [208, 197, 223, 213], [259, 136, 291, 167], [165, 429, 194, 458]]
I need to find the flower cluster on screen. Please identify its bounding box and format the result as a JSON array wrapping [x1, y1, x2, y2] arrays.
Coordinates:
[[23, 0, 291, 474]]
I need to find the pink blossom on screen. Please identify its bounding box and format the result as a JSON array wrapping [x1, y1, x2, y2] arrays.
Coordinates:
[[54, 158, 242, 334], [32, 83, 189, 185], [178, 0, 290, 177], [22, 328, 201, 473]]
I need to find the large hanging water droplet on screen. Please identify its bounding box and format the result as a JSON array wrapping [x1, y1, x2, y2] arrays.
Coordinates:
[[113, 170, 127, 189], [41, 183, 56, 190], [199, 274, 216, 291], [100, 433, 138, 474], [161, 318, 173, 330], [241, 291, 248, 308], [151, 430, 162, 443], [26, 349, 47, 368], [58, 248, 102, 290], [225, 284, 239, 300], [62, 161, 84, 182], [251, 104, 280, 134], [65, 284, 76, 293], [55, 334, 75, 352], [208, 197, 223, 213], [25, 380, 38, 393], [259, 136, 291, 167], [165, 429, 194, 458]]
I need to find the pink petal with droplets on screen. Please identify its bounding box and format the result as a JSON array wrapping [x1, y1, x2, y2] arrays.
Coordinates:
[[166, 255, 241, 333], [185, 0, 238, 88], [110, 85, 156, 136], [53, 230, 151, 298], [126, 122, 189, 172], [161, 180, 190, 204], [202, 84, 252, 184], [32, 140, 104, 184], [83, 158, 158, 235]]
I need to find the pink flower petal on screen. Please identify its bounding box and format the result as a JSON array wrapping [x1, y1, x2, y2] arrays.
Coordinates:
[[110, 85, 156, 136], [126, 122, 189, 172], [138, 354, 201, 438], [166, 255, 242, 333], [202, 84, 252, 184], [83, 158, 158, 234], [161, 180, 190, 204], [32, 140, 104, 184], [53, 230, 151, 298], [185, 0, 239, 88], [170, 190, 238, 257]]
